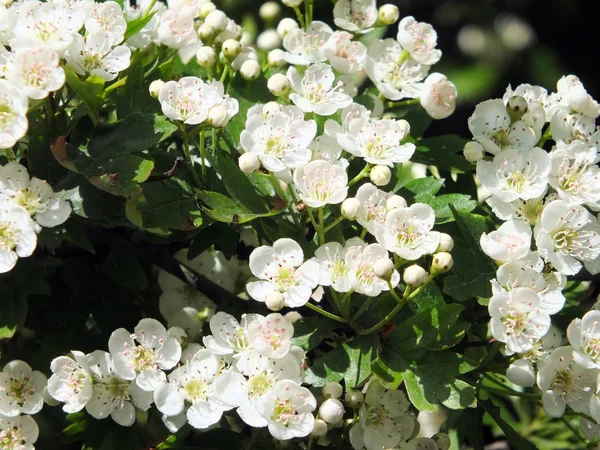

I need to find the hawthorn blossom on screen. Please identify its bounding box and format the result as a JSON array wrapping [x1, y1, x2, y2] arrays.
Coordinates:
[[282, 21, 332, 66], [247, 313, 294, 359], [502, 83, 548, 132], [311, 241, 354, 293], [157, 10, 202, 63], [66, 31, 131, 81], [479, 219, 532, 263], [123, 0, 163, 48], [309, 135, 344, 163], [344, 240, 399, 296], [323, 31, 367, 74], [85, 1, 127, 44], [567, 311, 600, 369], [396, 16, 442, 65], [4, 47, 65, 100], [488, 287, 551, 355], [420, 73, 457, 120], [534, 200, 600, 275], [556, 75, 600, 119], [288, 63, 353, 116], [486, 193, 557, 225], [47, 351, 93, 413], [108, 318, 182, 391], [293, 159, 348, 207], [0, 79, 28, 149], [202, 312, 261, 356], [0, 198, 38, 274], [354, 183, 406, 237], [0, 360, 46, 417], [0, 413, 39, 450], [158, 77, 220, 125], [247, 238, 320, 308], [256, 379, 316, 440], [325, 102, 371, 146], [333, 0, 377, 34]]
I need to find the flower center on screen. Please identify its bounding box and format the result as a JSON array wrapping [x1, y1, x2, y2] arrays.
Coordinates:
[[271, 397, 297, 426], [273, 266, 297, 291], [0, 103, 16, 130], [265, 136, 286, 158], [330, 260, 348, 283], [182, 379, 209, 402], [502, 310, 529, 335], [247, 373, 273, 398], [355, 262, 376, 286], [132, 346, 155, 372], [15, 189, 44, 215], [583, 335, 600, 362], [0, 223, 19, 251], [22, 61, 51, 89], [395, 224, 419, 249], [0, 426, 26, 450], [366, 404, 389, 427], [551, 368, 573, 394], [80, 52, 104, 73]]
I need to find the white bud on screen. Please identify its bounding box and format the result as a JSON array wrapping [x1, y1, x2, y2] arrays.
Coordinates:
[[282, 0, 303, 7], [397, 119, 410, 135], [198, 23, 216, 41], [267, 73, 290, 96], [257, 29, 282, 51], [222, 39, 241, 60], [433, 433, 451, 450], [378, 4, 400, 25], [386, 195, 407, 211], [506, 359, 535, 387], [196, 46, 217, 67], [240, 60, 261, 80], [431, 252, 453, 274], [207, 105, 228, 128], [319, 398, 344, 424], [463, 141, 484, 163], [437, 233, 454, 252], [149, 79, 164, 98], [262, 101, 281, 116], [403, 265, 428, 287], [311, 419, 328, 437], [284, 311, 303, 324], [341, 198, 361, 219], [277, 17, 299, 38], [265, 290, 285, 311], [507, 95, 528, 120], [260, 1, 281, 21], [199, 2, 216, 19], [370, 165, 392, 186], [344, 390, 364, 408], [239, 152, 261, 174], [323, 382, 343, 399], [268, 49, 287, 67], [373, 258, 395, 281], [205, 10, 228, 32]]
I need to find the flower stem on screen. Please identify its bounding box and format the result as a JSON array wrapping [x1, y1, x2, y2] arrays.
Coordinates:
[[304, 301, 347, 323], [220, 64, 230, 84], [199, 128, 207, 181], [269, 173, 300, 226], [318, 207, 325, 244], [348, 163, 372, 187], [3, 148, 16, 162], [386, 98, 420, 109], [353, 296, 376, 321], [476, 383, 540, 399], [323, 216, 344, 233], [181, 125, 204, 189], [307, 207, 320, 242], [294, 6, 306, 29]]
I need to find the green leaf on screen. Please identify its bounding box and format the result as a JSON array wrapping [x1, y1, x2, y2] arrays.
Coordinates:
[[479, 400, 538, 450], [403, 177, 445, 202], [0, 289, 27, 340], [123, 10, 156, 41], [390, 104, 432, 138], [412, 135, 472, 173], [199, 191, 278, 224], [304, 334, 379, 388], [188, 222, 239, 259], [291, 317, 337, 352], [426, 194, 477, 224], [140, 180, 202, 230], [64, 68, 105, 124], [63, 219, 96, 254]]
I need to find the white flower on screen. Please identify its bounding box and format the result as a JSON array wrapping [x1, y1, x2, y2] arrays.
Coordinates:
[[353, 183, 404, 237], [247, 238, 320, 308], [333, 0, 377, 34], [325, 102, 371, 144], [537, 346, 598, 417], [65, 31, 131, 81], [468, 99, 537, 155], [5, 47, 65, 100], [0, 413, 39, 450], [488, 287, 551, 355], [556, 75, 600, 119], [567, 311, 600, 369], [282, 21, 332, 66], [123, 0, 163, 48], [502, 83, 547, 132], [479, 219, 532, 263], [240, 105, 316, 172], [534, 200, 600, 275], [0, 360, 46, 417], [375, 203, 439, 260], [0, 162, 72, 229], [420, 73, 457, 120], [157, 10, 202, 63], [47, 351, 93, 413], [288, 63, 353, 116], [0, 198, 37, 274], [486, 193, 556, 225], [293, 159, 348, 207], [257, 379, 316, 440], [344, 240, 400, 296], [309, 135, 344, 163], [108, 318, 182, 391], [85, 351, 153, 427], [158, 77, 221, 125], [492, 260, 566, 315], [549, 141, 600, 210], [154, 349, 233, 429], [349, 381, 415, 450], [311, 241, 353, 293], [476, 147, 551, 203], [85, 1, 127, 44], [0, 79, 28, 149], [365, 39, 429, 101], [231, 46, 258, 72], [203, 312, 262, 356], [323, 31, 366, 74], [396, 16, 442, 65], [247, 313, 294, 359], [506, 358, 536, 387]]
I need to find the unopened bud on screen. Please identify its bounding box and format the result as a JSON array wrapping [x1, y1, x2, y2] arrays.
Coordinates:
[[268, 73, 290, 96], [370, 165, 391, 186], [282, 0, 303, 7], [222, 39, 241, 60], [378, 4, 400, 25], [344, 390, 364, 408], [319, 398, 344, 424], [397, 119, 410, 135], [260, 1, 281, 21], [284, 311, 303, 324], [431, 252, 453, 274], [507, 95, 528, 122], [323, 382, 343, 399], [207, 105, 228, 128], [262, 101, 281, 116], [463, 141, 484, 163], [265, 290, 285, 311], [205, 10, 228, 32], [437, 232, 454, 252], [240, 59, 261, 80], [268, 49, 286, 67], [149, 79, 164, 98], [341, 197, 361, 219], [277, 17, 299, 38], [239, 152, 261, 174], [311, 419, 328, 437], [403, 264, 428, 287], [199, 2, 216, 19], [257, 29, 282, 51], [196, 46, 216, 67], [386, 195, 407, 211], [198, 23, 216, 41], [373, 258, 395, 281]]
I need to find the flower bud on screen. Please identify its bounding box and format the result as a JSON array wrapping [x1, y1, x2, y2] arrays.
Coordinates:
[[507, 95, 528, 122], [319, 398, 344, 424], [149, 79, 164, 98], [198, 23, 216, 41], [463, 141, 484, 163], [370, 165, 391, 186], [433, 433, 451, 450], [311, 419, 328, 437], [205, 10, 228, 32], [260, 1, 281, 20], [378, 4, 399, 25], [239, 152, 261, 174], [386, 195, 407, 211], [199, 2, 216, 19], [374, 258, 395, 281], [437, 232, 454, 252], [207, 105, 228, 128], [262, 101, 281, 116], [282, 0, 303, 7], [196, 46, 216, 67], [431, 252, 453, 274], [222, 39, 241, 60], [268, 49, 286, 67], [265, 290, 285, 311], [284, 310, 303, 324], [344, 390, 364, 408], [506, 359, 535, 387], [277, 17, 300, 38], [257, 29, 282, 51], [341, 197, 361, 219], [323, 382, 343, 399], [403, 264, 428, 287], [240, 59, 261, 80], [267, 73, 290, 96], [397, 119, 410, 135]]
